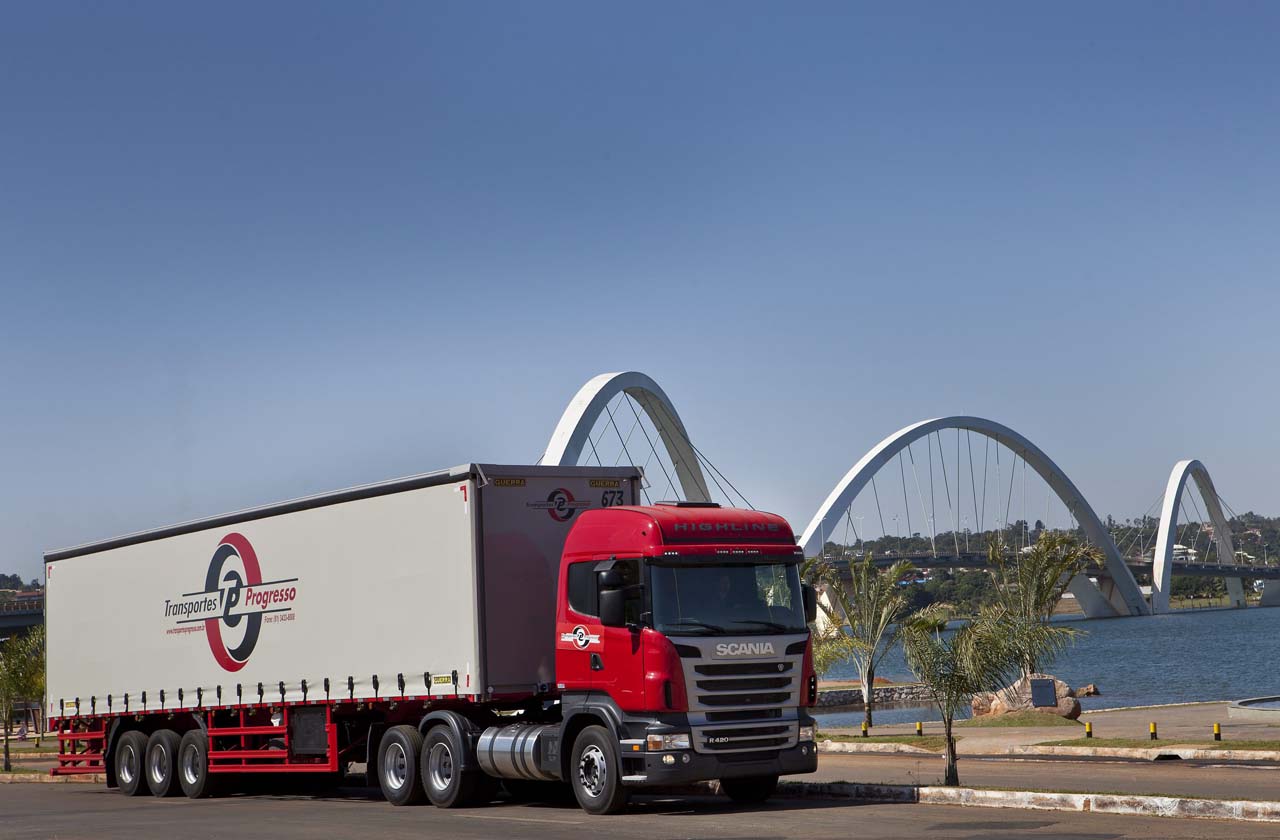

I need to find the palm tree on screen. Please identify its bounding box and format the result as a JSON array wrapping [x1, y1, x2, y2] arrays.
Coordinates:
[[987, 532, 1099, 675], [811, 553, 920, 730], [901, 605, 1052, 786]]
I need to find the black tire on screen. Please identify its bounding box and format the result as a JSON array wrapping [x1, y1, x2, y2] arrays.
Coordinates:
[[720, 774, 778, 804], [114, 731, 148, 797], [145, 730, 182, 797], [420, 725, 487, 808], [569, 726, 628, 815], [377, 725, 426, 806], [178, 730, 218, 799]]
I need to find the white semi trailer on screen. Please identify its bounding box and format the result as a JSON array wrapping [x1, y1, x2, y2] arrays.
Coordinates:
[[47, 462, 818, 813]]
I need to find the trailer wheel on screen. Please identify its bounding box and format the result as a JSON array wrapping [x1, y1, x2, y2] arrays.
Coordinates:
[[720, 774, 778, 804], [377, 725, 426, 806], [569, 726, 628, 815], [145, 729, 182, 797], [178, 730, 218, 799], [115, 731, 148, 797], [420, 725, 486, 808]]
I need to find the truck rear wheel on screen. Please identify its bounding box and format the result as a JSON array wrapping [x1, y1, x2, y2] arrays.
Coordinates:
[[145, 729, 182, 797], [570, 726, 628, 815], [377, 725, 426, 806], [420, 725, 492, 808], [178, 730, 217, 799], [115, 731, 148, 796], [720, 774, 778, 804]]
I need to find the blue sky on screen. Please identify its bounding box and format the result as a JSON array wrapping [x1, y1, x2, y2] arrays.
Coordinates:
[[4, 2, 1280, 581]]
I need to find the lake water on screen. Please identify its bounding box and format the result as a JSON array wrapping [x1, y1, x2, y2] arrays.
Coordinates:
[[815, 606, 1280, 728]]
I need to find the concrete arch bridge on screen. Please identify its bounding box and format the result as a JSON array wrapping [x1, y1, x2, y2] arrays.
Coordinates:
[[541, 373, 1277, 618]]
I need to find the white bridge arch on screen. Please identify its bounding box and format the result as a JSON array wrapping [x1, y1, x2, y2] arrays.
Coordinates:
[[1150, 460, 1246, 613], [796, 417, 1150, 618], [542, 371, 712, 502], [543, 374, 1273, 619]]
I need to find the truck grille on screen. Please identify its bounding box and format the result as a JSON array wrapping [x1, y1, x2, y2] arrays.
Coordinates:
[[677, 637, 805, 754]]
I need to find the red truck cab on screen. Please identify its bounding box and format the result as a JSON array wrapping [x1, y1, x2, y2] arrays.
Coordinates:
[[549, 502, 819, 811]]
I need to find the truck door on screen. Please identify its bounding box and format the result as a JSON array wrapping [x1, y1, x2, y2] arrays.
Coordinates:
[[593, 557, 644, 710], [559, 560, 603, 691]]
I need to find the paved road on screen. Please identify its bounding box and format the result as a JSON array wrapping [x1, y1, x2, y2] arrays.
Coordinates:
[[3, 784, 1277, 840], [813, 752, 1280, 800]]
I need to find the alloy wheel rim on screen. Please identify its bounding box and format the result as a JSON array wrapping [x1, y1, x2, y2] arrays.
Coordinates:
[[119, 743, 137, 785], [181, 743, 201, 786], [578, 744, 607, 798], [428, 742, 453, 791], [383, 742, 408, 791], [148, 743, 168, 785]]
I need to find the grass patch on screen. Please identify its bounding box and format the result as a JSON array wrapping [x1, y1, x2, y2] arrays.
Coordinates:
[[1, 767, 45, 775], [821, 734, 949, 752], [1044, 737, 1280, 750], [957, 712, 1081, 728]]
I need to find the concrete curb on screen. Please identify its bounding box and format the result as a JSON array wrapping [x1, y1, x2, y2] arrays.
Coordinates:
[[818, 739, 935, 755], [777, 780, 1280, 823], [1080, 700, 1221, 714], [1007, 745, 1280, 762], [817, 740, 1280, 762], [0, 773, 102, 784]]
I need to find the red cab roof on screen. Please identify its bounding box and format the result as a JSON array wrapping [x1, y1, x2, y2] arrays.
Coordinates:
[[563, 503, 799, 560]]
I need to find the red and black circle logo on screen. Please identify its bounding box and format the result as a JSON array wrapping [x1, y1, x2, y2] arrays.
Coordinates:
[[205, 533, 262, 672], [526, 488, 592, 522]]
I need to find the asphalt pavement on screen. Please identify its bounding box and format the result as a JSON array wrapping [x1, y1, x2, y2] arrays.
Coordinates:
[[3, 783, 1278, 840]]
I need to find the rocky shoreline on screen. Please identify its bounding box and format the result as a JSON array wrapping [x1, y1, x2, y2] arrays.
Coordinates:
[[816, 682, 934, 708]]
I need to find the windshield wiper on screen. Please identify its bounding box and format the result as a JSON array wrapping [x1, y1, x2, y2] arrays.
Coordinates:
[[730, 619, 792, 633], [664, 619, 727, 634]]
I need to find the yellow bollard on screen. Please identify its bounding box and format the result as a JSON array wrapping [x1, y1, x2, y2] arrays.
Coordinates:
[[1214, 722, 1222, 742], [1149, 721, 1158, 741], [1085, 721, 1093, 739], [916, 721, 923, 737], [861, 721, 869, 738]]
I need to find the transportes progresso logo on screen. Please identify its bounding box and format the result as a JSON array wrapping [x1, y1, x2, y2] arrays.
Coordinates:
[[526, 487, 592, 522], [163, 533, 299, 672]]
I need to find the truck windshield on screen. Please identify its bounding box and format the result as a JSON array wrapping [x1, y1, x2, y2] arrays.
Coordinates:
[[649, 560, 807, 636]]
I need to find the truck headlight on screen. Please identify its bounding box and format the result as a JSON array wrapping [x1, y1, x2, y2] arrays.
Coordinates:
[[646, 733, 691, 751], [798, 725, 816, 742]]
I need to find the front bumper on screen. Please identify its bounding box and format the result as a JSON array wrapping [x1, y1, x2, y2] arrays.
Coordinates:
[[625, 740, 818, 786]]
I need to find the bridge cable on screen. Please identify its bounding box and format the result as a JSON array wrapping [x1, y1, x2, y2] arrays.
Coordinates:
[[988, 435, 998, 527], [966, 431, 980, 542], [937, 431, 961, 558], [684, 438, 755, 510], [898, 451, 912, 543], [619, 394, 675, 504], [870, 474, 887, 539], [907, 442, 936, 557], [602, 395, 656, 503]]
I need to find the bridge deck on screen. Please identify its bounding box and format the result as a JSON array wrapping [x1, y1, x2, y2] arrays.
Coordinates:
[[851, 554, 1280, 580]]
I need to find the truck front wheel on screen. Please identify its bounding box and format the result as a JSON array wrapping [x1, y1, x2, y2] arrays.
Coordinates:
[[377, 725, 426, 806], [145, 730, 182, 797], [115, 731, 148, 796], [720, 774, 778, 804], [570, 726, 628, 815]]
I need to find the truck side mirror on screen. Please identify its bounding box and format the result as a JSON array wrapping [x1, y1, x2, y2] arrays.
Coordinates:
[[599, 589, 626, 627], [597, 568, 625, 589], [802, 584, 818, 624]]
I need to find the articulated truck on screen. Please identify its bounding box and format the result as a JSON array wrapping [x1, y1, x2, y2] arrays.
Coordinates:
[[47, 463, 818, 814]]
